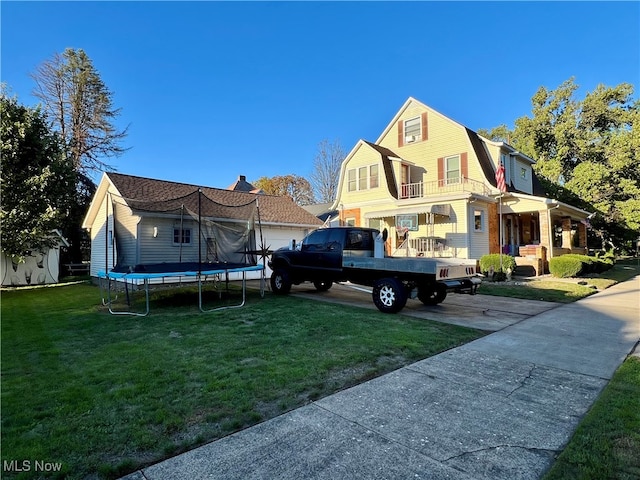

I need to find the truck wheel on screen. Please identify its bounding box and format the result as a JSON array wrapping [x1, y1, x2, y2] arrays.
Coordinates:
[[418, 284, 447, 305], [372, 278, 407, 314], [313, 280, 333, 292], [270, 270, 291, 295]]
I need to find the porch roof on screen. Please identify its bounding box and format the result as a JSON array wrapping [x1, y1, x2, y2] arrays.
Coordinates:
[[502, 193, 591, 219], [364, 204, 451, 219]]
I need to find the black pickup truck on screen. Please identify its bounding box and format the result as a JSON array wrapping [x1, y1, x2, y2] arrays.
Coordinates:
[[268, 226, 481, 313]]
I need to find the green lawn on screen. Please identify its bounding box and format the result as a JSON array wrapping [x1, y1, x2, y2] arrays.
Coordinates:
[[479, 260, 640, 303], [543, 356, 640, 480], [1, 282, 483, 479]]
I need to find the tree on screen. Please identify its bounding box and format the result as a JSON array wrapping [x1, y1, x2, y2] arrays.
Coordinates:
[[1, 92, 77, 260], [310, 139, 345, 203], [253, 175, 315, 206], [31, 48, 128, 174], [482, 78, 639, 251]]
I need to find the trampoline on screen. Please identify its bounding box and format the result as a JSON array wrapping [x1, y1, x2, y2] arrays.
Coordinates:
[[99, 262, 264, 316], [97, 185, 269, 316]]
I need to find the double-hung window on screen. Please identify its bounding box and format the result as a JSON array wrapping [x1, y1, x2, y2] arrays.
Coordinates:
[[347, 169, 357, 192], [347, 164, 379, 192], [404, 117, 422, 143], [404, 116, 421, 143], [445, 155, 461, 184], [358, 166, 367, 190], [369, 164, 379, 188]]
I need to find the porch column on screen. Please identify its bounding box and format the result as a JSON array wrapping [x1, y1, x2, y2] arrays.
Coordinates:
[[578, 221, 587, 249], [561, 217, 572, 249], [539, 209, 551, 254], [488, 202, 499, 254]]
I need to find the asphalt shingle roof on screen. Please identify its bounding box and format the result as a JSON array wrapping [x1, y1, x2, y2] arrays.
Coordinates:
[[107, 172, 323, 226]]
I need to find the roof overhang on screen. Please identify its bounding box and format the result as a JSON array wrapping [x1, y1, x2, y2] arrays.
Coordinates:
[[364, 204, 451, 219], [503, 192, 591, 219]]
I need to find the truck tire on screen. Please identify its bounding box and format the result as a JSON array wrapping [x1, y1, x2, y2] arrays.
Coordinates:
[[372, 277, 407, 314], [418, 284, 447, 305], [270, 270, 292, 295], [313, 280, 333, 292]]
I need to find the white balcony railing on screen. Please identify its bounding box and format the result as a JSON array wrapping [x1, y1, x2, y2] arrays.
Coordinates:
[[399, 177, 491, 199]]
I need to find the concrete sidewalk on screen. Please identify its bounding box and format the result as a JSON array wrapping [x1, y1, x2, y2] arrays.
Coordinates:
[[123, 276, 639, 480]]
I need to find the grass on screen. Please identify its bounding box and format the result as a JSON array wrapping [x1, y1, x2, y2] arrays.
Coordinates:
[[478, 259, 640, 303], [1, 282, 483, 479], [542, 356, 640, 480]]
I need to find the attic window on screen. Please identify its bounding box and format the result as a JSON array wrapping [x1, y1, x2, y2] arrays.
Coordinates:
[[404, 117, 421, 143]]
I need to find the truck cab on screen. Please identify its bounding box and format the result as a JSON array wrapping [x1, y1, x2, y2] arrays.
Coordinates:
[[269, 227, 379, 290]]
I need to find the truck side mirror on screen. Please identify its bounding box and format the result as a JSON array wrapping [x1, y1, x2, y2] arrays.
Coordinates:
[[382, 228, 388, 242]]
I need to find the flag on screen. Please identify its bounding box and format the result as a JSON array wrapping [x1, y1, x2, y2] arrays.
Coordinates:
[[495, 161, 506, 193]]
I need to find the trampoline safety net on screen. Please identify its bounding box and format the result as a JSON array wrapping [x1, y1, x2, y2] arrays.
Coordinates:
[[109, 188, 260, 272]]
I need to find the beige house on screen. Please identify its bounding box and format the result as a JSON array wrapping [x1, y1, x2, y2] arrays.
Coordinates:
[[331, 97, 590, 275]]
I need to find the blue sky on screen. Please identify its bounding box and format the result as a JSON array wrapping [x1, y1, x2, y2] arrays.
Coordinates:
[[2, 1, 639, 194]]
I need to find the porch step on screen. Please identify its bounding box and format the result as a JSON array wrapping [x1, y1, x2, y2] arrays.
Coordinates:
[[514, 265, 537, 277]]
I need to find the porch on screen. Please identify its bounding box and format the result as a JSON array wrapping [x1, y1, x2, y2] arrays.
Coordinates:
[[392, 236, 455, 258], [495, 195, 590, 276]]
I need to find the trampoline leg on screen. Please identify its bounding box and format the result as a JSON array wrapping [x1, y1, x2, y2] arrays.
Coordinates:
[[107, 277, 150, 317], [198, 271, 248, 313]]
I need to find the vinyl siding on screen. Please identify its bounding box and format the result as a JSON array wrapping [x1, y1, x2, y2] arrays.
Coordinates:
[[378, 102, 486, 188], [89, 193, 117, 276], [113, 201, 140, 267], [138, 217, 198, 265], [512, 158, 533, 193], [468, 202, 491, 259], [340, 144, 386, 205]]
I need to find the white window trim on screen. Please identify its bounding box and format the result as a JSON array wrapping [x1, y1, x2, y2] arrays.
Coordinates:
[[173, 227, 193, 246], [347, 164, 379, 192], [445, 154, 461, 185], [404, 116, 422, 143], [347, 169, 356, 192], [473, 209, 485, 233]]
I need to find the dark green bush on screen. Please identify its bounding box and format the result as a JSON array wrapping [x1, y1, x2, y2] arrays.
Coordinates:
[[561, 254, 614, 274], [549, 256, 584, 278], [479, 254, 516, 276], [564, 254, 595, 273]]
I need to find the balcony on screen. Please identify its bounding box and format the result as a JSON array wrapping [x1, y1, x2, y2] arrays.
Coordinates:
[[400, 177, 491, 199]]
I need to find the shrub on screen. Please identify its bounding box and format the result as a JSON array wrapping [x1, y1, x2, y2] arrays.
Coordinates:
[[560, 254, 614, 275], [549, 256, 584, 278], [479, 254, 517, 278]]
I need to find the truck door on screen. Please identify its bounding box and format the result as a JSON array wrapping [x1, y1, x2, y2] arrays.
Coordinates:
[[299, 229, 343, 274]]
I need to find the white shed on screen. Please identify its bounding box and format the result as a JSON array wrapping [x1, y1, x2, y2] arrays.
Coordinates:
[[1, 230, 69, 286]]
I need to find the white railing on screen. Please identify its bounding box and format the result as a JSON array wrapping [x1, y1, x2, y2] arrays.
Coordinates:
[[399, 177, 491, 199], [392, 237, 454, 258]]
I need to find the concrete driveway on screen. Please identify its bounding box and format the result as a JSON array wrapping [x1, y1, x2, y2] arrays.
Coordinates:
[[287, 281, 560, 331]]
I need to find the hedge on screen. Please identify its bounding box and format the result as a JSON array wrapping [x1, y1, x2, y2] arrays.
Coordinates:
[[479, 254, 517, 276], [549, 254, 614, 278]]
